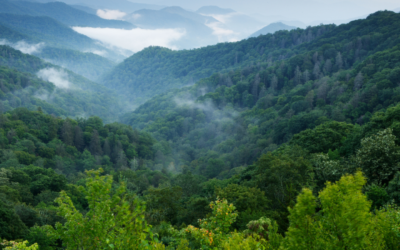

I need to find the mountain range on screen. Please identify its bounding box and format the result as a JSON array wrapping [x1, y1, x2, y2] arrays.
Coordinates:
[[0, 0, 135, 29], [1, 0, 400, 247], [250, 22, 297, 37]]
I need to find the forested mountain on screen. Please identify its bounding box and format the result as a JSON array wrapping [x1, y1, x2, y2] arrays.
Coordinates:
[[0, 108, 173, 243], [0, 14, 123, 79], [0, 0, 135, 29], [0, 45, 129, 122], [38, 47, 116, 81], [0, 14, 104, 51], [3, 5, 400, 249], [120, 10, 400, 175], [39, 0, 164, 13], [101, 24, 334, 104], [250, 22, 297, 37]]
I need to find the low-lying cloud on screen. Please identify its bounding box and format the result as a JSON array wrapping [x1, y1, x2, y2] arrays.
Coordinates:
[[97, 9, 127, 20], [72, 27, 186, 52], [205, 22, 239, 42], [37, 68, 71, 89], [0, 39, 44, 54]]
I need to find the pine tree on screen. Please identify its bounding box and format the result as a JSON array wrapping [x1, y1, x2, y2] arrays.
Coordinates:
[[61, 120, 73, 146], [74, 126, 84, 151], [89, 130, 103, 156], [336, 52, 343, 69], [353, 72, 364, 91], [103, 138, 111, 156]]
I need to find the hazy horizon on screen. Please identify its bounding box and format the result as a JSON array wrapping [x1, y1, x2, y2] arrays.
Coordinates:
[[32, 0, 400, 54], [124, 0, 399, 23]]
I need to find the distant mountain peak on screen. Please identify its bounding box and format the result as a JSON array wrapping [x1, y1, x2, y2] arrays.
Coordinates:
[[196, 6, 236, 15], [161, 6, 186, 11], [250, 22, 297, 37]]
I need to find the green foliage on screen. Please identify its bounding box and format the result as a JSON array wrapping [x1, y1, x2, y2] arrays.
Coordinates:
[[255, 146, 313, 210], [2, 240, 39, 250], [144, 186, 183, 225], [356, 128, 400, 184], [0, 46, 128, 123], [55, 169, 154, 249], [366, 184, 390, 210], [290, 121, 353, 153], [388, 172, 400, 204], [284, 172, 386, 249]]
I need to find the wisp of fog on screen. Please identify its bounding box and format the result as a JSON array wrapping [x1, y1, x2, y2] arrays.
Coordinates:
[[0, 39, 44, 55], [37, 68, 72, 89], [73, 27, 186, 52]]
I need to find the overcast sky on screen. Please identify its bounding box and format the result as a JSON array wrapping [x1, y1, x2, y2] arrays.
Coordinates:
[[128, 0, 400, 23]]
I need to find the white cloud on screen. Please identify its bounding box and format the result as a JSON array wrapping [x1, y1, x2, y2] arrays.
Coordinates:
[[37, 68, 71, 89], [130, 13, 142, 20], [72, 27, 186, 52], [202, 13, 239, 24], [83, 49, 107, 56], [205, 22, 239, 42], [97, 9, 127, 20], [0, 39, 44, 54]]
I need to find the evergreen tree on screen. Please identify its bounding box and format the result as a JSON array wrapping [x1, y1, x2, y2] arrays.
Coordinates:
[[89, 130, 102, 156], [73, 126, 84, 151]]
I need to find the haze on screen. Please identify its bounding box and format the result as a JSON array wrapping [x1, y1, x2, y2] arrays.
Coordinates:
[[39, 0, 400, 54], [132, 0, 399, 23]]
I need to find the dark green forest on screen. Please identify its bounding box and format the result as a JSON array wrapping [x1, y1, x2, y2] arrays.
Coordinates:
[[2, 7, 400, 250]]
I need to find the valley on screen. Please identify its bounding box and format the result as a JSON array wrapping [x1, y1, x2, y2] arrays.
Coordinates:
[[0, 0, 400, 249]]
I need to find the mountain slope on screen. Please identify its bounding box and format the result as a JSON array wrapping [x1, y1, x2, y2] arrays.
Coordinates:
[[0, 45, 128, 122], [119, 10, 400, 176], [101, 24, 335, 105], [0, 14, 100, 51], [196, 6, 235, 15], [0, 23, 116, 81], [38, 47, 116, 81], [250, 22, 297, 37], [35, 0, 164, 12], [4, 1, 135, 29], [161, 6, 219, 24]]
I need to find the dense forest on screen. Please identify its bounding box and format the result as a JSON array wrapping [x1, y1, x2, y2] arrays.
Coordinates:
[[1, 5, 400, 250], [0, 45, 129, 122]]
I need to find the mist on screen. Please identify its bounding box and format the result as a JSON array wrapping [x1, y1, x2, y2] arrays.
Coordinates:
[[97, 9, 127, 20], [73, 27, 186, 52], [0, 39, 45, 55], [37, 68, 72, 89], [129, 0, 400, 23]]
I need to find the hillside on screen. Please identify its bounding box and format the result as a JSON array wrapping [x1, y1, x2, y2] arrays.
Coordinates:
[[101, 24, 335, 105], [0, 14, 125, 77], [250, 22, 297, 37], [0, 0, 135, 29], [0, 14, 103, 51], [121, 10, 400, 172], [0, 45, 128, 122], [2, 5, 400, 249], [38, 47, 116, 81]]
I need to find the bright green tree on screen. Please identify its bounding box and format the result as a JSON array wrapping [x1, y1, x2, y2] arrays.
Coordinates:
[[284, 172, 385, 250], [54, 169, 155, 249]]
